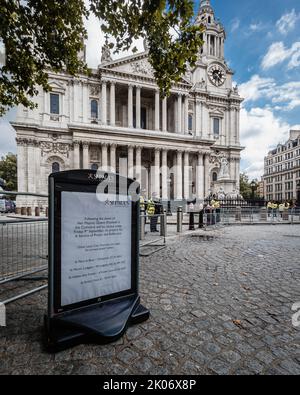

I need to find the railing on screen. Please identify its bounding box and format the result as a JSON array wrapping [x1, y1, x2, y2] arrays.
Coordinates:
[[0, 192, 48, 305], [139, 208, 167, 257]]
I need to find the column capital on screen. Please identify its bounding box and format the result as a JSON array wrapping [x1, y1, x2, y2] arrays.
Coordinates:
[[101, 79, 108, 85], [101, 142, 108, 148], [82, 142, 89, 149], [110, 143, 117, 149], [73, 141, 80, 148], [128, 83, 134, 89], [135, 144, 143, 151], [135, 84, 142, 90], [110, 81, 116, 86]]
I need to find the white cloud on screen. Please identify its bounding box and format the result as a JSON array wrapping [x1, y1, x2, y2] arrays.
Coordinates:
[[249, 22, 263, 32], [276, 9, 299, 35], [84, 11, 144, 69], [239, 74, 300, 111], [240, 107, 290, 179], [230, 18, 240, 33], [261, 41, 300, 70], [0, 120, 16, 158]]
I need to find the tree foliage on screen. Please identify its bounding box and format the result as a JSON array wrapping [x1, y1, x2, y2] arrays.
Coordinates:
[[0, 0, 203, 116], [0, 153, 17, 191], [240, 173, 258, 199]]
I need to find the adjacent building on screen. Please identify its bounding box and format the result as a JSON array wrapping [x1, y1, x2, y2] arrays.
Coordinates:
[[11, 0, 243, 208], [264, 130, 300, 203]]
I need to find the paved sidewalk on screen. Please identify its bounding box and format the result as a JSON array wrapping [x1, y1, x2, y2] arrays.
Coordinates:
[[0, 225, 299, 375]]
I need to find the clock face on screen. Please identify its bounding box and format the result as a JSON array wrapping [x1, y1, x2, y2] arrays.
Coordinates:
[[208, 65, 226, 87]]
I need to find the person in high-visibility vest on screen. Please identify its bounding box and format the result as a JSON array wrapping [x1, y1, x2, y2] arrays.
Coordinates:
[[147, 192, 161, 232]]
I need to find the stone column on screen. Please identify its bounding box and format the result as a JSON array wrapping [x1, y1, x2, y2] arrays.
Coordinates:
[[136, 86, 141, 129], [204, 152, 210, 198], [110, 143, 117, 173], [101, 143, 108, 171], [184, 96, 189, 135], [82, 142, 89, 169], [154, 148, 161, 197], [82, 82, 88, 123], [161, 149, 168, 201], [155, 90, 160, 131], [17, 141, 27, 193], [27, 142, 36, 193], [184, 151, 190, 200], [235, 159, 240, 191], [128, 85, 133, 128], [195, 100, 201, 137], [176, 150, 183, 200], [101, 81, 107, 125], [196, 153, 204, 200], [162, 97, 167, 132], [128, 145, 134, 179], [110, 82, 116, 126], [236, 109, 240, 145], [73, 141, 80, 169], [177, 94, 182, 134], [135, 145, 142, 184]]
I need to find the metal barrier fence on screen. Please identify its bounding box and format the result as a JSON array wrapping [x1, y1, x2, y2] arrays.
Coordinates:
[[139, 209, 167, 257], [0, 191, 48, 305], [202, 207, 300, 227]]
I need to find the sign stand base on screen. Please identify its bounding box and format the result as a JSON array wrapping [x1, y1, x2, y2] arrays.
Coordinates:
[[44, 295, 149, 353]]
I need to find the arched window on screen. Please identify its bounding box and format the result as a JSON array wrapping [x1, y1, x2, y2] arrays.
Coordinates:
[[52, 162, 60, 173], [91, 100, 98, 119], [91, 163, 98, 171], [212, 172, 218, 182]]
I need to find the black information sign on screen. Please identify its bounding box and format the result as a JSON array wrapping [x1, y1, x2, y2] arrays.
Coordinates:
[[44, 170, 149, 352]]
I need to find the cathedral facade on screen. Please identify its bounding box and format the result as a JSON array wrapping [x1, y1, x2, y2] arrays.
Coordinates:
[[12, 0, 243, 208]]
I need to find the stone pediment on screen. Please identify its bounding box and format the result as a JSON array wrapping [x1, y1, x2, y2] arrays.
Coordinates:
[[49, 80, 66, 93], [101, 53, 154, 77], [101, 52, 192, 85]]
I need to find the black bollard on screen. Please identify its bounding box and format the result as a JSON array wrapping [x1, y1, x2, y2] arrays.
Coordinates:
[[198, 209, 204, 228], [167, 200, 173, 216], [189, 212, 195, 231]]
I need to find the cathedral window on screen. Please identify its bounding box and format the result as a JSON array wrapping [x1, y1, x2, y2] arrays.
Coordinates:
[[213, 118, 220, 138], [91, 99, 99, 119], [212, 172, 218, 182], [50, 93, 60, 115], [52, 162, 60, 173], [188, 114, 193, 132]]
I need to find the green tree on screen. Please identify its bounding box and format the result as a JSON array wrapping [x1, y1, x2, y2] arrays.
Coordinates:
[[0, 0, 203, 116], [0, 153, 17, 191], [240, 173, 259, 199]]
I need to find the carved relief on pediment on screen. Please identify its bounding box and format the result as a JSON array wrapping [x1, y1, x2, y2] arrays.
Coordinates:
[[130, 59, 154, 77]]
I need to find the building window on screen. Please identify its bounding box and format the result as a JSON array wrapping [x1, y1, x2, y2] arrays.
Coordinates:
[[91, 100, 98, 119], [52, 162, 60, 173], [141, 107, 147, 130], [188, 114, 193, 131], [50, 93, 60, 115], [213, 118, 220, 138], [212, 172, 218, 182], [91, 163, 98, 171]]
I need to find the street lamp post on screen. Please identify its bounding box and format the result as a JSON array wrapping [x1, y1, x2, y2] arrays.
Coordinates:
[[250, 180, 257, 202]]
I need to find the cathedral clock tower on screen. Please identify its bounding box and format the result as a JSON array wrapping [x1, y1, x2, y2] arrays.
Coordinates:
[[191, 0, 243, 196]]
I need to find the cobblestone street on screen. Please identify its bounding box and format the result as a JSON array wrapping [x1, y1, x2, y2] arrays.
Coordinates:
[[0, 225, 299, 375]]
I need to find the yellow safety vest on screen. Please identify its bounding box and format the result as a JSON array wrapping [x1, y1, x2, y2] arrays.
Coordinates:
[[147, 199, 155, 216], [140, 196, 145, 210]]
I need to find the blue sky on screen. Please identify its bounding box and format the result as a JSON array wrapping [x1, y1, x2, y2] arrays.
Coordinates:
[[1, 0, 300, 180]]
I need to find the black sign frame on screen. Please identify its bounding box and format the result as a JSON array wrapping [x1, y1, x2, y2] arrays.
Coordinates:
[[48, 170, 140, 318]]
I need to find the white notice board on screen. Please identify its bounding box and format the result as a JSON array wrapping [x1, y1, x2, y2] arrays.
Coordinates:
[[61, 192, 132, 306]]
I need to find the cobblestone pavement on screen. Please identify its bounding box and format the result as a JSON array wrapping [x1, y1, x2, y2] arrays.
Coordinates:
[[0, 225, 300, 375]]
